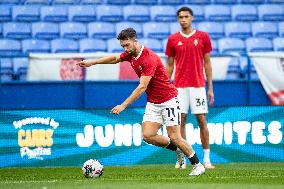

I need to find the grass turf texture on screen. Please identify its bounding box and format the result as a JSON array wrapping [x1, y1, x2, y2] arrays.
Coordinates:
[[0, 163, 283, 189]]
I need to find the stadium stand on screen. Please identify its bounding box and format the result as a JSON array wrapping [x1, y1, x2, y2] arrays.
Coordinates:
[[51, 38, 78, 53], [23, 0, 50, 5], [218, 38, 246, 55], [3, 22, 31, 39], [22, 39, 50, 55], [204, 5, 231, 22], [224, 22, 251, 39], [279, 22, 284, 37], [245, 37, 273, 52], [258, 5, 284, 21], [143, 22, 170, 39], [177, 5, 204, 21], [0, 58, 14, 81], [12, 57, 29, 80], [231, 5, 258, 21], [0, 24, 2, 37], [0, 5, 12, 22], [133, 0, 158, 5], [40, 6, 68, 22], [197, 22, 224, 39], [68, 5, 96, 22], [97, 5, 123, 22], [32, 22, 59, 39], [273, 37, 284, 51], [0, 0, 21, 4], [115, 22, 143, 38], [187, 0, 211, 4], [80, 0, 104, 4], [213, 0, 238, 4], [160, 0, 185, 5], [51, 0, 78, 4], [107, 38, 123, 53], [79, 38, 107, 52], [60, 22, 87, 39], [210, 39, 219, 56], [12, 5, 40, 22], [239, 0, 265, 3], [123, 5, 150, 22], [106, 0, 131, 4], [150, 5, 176, 22], [0, 39, 22, 57], [139, 38, 163, 53], [88, 22, 116, 39], [251, 21, 278, 39]]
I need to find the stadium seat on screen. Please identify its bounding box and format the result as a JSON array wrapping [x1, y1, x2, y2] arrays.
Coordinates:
[[252, 22, 278, 39], [12, 6, 40, 22], [60, 22, 87, 39], [213, 0, 238, 4], [140, 38, 163, 52], [107, 38, 123, 53], [231, 5, 258, 21], [143, 22, 170, 39], [22, 39, 50, 55], [0, 24, 2, 37], [279, 22, 284, 37], [0, 39, 22, 57], [79, 38, 107, 53], [51, 0, 77, 4], [51, 38, 78, 53], [273, 37, 284, 51], [41, 6, 68, 22], [197, 22, 224, 39], [80, 0, 104, 4], [204, 5, 231, 22], [240, 0, 265, 3], [187, 0, 211, 4], [0, 5, 12, 22], [258, 5, 284, 21], [106, 0, 131, 4], [3, 22, 31, 39], [13, 57, 29, 81], [177, 5, 204, 22], [218, 38, 246, 55], [150, 6, 176, 22], [88, 22, 116, 39], [266, 0, 284, 3], [225, 22, 251, 39], [32, 22, 59, 39], [115, 22, 143, 38], [226, 58, 241, 80], [133, 0, 158, 5], [97, 5, 123, 22], [68, 5, 96, 22], [210, 39, 219, 56], [123, 5, 150, 22], [0, 0, 21, 4], [245, 37, 273, 52], [23, 0, 50, 5], [160, 0, 185, 5], [0, 58, 14, 82], [170, 22, 197, 34]]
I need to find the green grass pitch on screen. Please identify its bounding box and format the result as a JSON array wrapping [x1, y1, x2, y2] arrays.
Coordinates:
[[0, 163, 284, 189]]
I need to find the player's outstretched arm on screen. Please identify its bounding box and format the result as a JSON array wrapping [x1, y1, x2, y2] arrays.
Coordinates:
[[111, 76, 152, 115], [77, 54, 121, 67]]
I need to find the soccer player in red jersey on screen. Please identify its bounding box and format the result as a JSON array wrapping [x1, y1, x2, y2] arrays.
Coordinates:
[[78, 28, 205, 176], [165, 7, 215, 169]]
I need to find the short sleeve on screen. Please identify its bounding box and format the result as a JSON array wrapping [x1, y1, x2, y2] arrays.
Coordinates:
[[120, 52, 130, 61], [203, 33, 212, 54], [165, 36, 175, 57], [141, 56, 157, 77]]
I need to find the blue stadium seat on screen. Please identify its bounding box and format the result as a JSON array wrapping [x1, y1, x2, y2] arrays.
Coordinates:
[[140, 38, 163, 53], [211, 39, 219, 56], [22, 39, 50, 55], [204, 5, 231, 22], [279, 22, 284, 37], [51, 38, 78, 53], [170, 22, 197, 34], [187, 0, 211, 4], [32, 22, 59, 39], [258, 5, 284, 21], [267, 0, 284, 3], [116, 22, 143, 38], [0, 5, 12, 22], [23, 0, 50, 5], [0, 39, 22, 57], [107, 38, 123, 53], [160, 0, 185, 5], [51, 0, 77, 4], [150, 6, 176, 22], [0, 24, 2, 37], [225, 22, 251, 39], [106, 0, 131, 4], [273, 38, 284, 51], [239, 0, 265, 3], [80, 0, 103, 4], [177, 5, 204, 21], [226, 58, 241, 80], [218, 38, 246, 55], [143, 22, 170, 39], [133, 0, 158, 5], [246, 37, 273, 52], [0, 58, 14, 82], [213, 0, 238, 4], [123, 5, 150, 22], [231, 5, 258, 21], [197, 22, 224, 39], [252, 22, 278, 39], [97, 5, 123, 22], [13, 57, 29, 81], [0, 0, 21, 4], [41, 6, 68, 22], [12, 6, 40, 22], [88, 22, 116, 39], [60, 22, 87, 39], [68, 5, 96, 22], [162, 38, 167, 52], [79, 38, 107, 53], [3, 22, 31, 39]]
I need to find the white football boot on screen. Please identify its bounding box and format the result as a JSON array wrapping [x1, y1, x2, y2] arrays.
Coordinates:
[[189, 163, 205, 176]]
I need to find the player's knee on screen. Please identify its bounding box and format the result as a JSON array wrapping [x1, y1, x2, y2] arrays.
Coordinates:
[[142, 132, 155, 143]]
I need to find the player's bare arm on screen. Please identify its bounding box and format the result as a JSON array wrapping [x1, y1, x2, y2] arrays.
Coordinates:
[[111, 76, 152, 115], [77, 54, 121, 67], [204, 53, 214, 105], [166, 57, 175, 79]]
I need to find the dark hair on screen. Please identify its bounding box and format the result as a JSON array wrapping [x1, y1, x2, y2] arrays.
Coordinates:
[[117, 28, 137, 40], [177, 7, 193, 17]]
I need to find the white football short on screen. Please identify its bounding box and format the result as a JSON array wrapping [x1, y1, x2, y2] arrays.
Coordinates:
[[177, 87, 208, 114], [142, 97, 181, 126]]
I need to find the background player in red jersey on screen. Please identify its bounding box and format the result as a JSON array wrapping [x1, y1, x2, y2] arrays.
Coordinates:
[[78, 28, 205, 176], [165, 7, 215, 169]]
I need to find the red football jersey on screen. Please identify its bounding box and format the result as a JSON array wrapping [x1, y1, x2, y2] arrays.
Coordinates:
[[120, 46, 177, 104], [165, 30, 212, 88]]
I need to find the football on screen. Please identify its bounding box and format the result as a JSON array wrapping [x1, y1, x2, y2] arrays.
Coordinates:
[[82, 159, 104, 178]]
